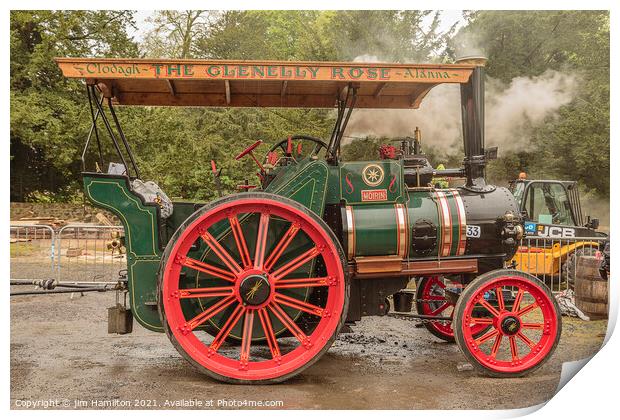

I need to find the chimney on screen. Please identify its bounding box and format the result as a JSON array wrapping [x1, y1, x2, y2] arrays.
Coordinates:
[[456, 55, 489, 191]]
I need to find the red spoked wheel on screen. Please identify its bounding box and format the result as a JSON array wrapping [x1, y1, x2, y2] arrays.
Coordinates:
[[415, 275, 490, 342], [454, 269, 561, 377], [158, 193, 348, 384]]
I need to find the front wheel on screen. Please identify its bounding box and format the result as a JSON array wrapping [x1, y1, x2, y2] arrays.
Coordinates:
[[453, 269, 561, 377], [158, 193, 349, 384]]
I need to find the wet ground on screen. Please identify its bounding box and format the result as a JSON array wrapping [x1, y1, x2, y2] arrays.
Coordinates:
[[10, 284, 607, 410]]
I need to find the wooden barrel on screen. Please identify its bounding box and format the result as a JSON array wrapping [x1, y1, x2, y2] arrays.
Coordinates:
[[574, 255, 608, 320]]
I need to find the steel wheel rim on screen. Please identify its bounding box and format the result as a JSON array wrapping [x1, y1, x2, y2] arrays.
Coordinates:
[[162, 198, 345, 381], [419, 276, 488, 338], [460, 276, 558, 373]]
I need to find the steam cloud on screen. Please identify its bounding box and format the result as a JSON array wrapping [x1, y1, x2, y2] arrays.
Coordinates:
[[345, 69, 579, 153]]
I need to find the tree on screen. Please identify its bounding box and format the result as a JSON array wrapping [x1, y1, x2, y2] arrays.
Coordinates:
[[10, 10, 138, 201], [456, 11, 609, 197], [142, 11, 214, 59], [325, 10, 455, 62]]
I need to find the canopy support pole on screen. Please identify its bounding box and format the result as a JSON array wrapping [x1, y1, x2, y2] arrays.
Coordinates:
[[326, 84, 358, 164], [83, 84, 141, 178], [107, 98, 141, 179], [83, 86, 105, 171]]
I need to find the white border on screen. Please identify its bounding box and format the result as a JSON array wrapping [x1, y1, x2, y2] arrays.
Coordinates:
[[3, 1, 617, 419]]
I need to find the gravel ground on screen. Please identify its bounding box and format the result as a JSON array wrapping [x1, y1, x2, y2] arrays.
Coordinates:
[[10, 278, 607, 410]]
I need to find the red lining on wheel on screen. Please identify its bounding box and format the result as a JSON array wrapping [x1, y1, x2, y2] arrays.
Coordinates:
[[162, 198, 345, 381], [459, 275, 558, 373]]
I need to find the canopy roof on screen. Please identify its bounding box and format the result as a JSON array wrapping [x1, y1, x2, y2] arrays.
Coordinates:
[[56, 58, 477, 109]]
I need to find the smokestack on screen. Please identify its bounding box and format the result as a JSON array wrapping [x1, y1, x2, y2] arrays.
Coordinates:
[[456, 55, 488, 190]]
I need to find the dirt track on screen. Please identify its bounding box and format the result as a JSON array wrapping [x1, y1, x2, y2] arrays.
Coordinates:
[[10, 284, 607, 410]]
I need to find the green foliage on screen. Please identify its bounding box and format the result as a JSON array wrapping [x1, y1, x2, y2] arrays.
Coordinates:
[[10, 10, 609, 204], [455, 10, 609, 197], [10, 10, 138, 201]]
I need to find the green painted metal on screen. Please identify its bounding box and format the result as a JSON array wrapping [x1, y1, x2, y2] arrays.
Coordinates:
[[338, 161, 405, 205], [446, 191, 462, 256], [83, 154, 472, 331], [83, 175, 163, 331], [407, 190, 441, 257], [345, 188, 470, 259], [265, 159, 329, 215], [349, 204, 399, 256], [82, 160, 330, 332]]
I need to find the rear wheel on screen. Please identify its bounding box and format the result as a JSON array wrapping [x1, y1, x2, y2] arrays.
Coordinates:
[[415, 275, 490, 342], [158, 193, 349, 384], [454, 269, 561, 377]]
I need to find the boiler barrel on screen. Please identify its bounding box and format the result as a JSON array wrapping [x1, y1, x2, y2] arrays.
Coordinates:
[[341, 186, 520, 264]]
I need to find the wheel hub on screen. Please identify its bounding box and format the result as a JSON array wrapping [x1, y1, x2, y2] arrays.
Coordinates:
[[500, 315, 521, 336], [239, 274, 271, 306]]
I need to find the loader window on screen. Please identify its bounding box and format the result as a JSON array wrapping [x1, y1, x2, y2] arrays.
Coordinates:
[[512, 182, 525, 206], [525, 183, 575, 226]]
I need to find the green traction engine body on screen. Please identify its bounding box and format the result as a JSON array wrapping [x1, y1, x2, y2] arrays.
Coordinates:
[[84, 155, 520, 331]]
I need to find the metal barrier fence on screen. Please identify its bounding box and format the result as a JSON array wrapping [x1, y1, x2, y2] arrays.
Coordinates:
[[10, 224, 56, 280], [56, 225, 126, 283], [10, 224, 125, 283], [514, 235, 606, 293]]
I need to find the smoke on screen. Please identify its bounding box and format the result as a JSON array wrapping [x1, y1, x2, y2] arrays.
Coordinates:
[[452, 29, 486, 60], [345, 65, 579, 153], [580, 194, 610, 233], [486, 70, 578, 150], [353, 54, 383, 63], [344, 84, 460, 149]]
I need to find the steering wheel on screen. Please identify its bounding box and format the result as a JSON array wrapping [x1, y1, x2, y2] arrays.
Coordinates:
[[267, 135, 328, 163]]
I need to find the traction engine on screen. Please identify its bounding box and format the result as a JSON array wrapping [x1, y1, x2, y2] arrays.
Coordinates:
[[56, 55, 562, 384]]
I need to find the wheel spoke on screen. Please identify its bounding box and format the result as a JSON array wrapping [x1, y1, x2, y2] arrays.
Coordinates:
[[496, 287, 505, 311], [271, 246, 319, 280], [516, 331, 536, 349], [229, 215, 252, 269], [275, 277, 328, 289], [512, 289, 524, 312], [521, 322, 544, 330], [200, 231, 242, 274], [184, 295, 236, 331], [269, 302, 308, 345], [490, 334, 503, 358], [210, 304, 245, 352], [478, 298, 501, 318], [509, 336, 519, 361], [517, 302, 539, 317], [475, 328, 499, 346], [275, 293, 325, 317], [264, 222, 301, 272], [258, 308, 281, 360], [470, 317, 494, 325], [425, 295, 446, 301], [432, 278, 446, 289], [177, 286, 234, 299], [239, 310, 255, 368], [253, 213, 270, 269], [428, 302, 452, 316], [180, 257, 236, 282]]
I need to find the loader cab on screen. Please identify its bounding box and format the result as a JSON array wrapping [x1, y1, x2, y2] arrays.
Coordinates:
[[510, 179, 599, 232]]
